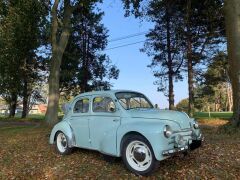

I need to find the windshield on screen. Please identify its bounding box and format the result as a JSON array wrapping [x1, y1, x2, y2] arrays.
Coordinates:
[[115, 92, 154, 110]]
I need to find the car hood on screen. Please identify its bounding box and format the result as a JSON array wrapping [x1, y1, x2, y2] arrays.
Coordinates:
[[128, 109, 191, 129]]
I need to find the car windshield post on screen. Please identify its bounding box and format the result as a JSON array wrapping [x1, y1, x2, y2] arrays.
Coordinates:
[[115, 92, 153, 110]]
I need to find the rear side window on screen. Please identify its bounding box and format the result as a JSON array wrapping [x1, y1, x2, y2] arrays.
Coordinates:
[[93, 96, 115, 113], [73, 98, 89, 113]]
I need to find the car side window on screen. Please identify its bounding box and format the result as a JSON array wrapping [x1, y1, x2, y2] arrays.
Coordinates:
[[93, 96, 116, 113], [73, 98, 89, 113]]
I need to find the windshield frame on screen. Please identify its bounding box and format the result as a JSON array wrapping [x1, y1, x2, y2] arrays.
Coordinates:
[[115, 91, 154, 110]]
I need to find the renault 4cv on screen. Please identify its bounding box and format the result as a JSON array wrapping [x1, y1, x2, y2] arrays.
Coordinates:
[[49, 90, 203, 176]]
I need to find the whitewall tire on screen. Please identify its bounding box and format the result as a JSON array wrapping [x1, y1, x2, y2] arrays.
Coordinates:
[[55, 131, 72, 155], [122, 135, 159, 176]]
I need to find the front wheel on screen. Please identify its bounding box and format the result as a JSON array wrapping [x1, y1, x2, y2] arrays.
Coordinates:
[[55, 131, 72, 155], [121, 135, 159, 176]]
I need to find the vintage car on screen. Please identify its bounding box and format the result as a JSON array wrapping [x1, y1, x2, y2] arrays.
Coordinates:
[[49, 90, 203, 176]]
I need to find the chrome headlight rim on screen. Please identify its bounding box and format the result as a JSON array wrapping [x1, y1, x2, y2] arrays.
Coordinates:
[[163, 125, 172, 138], [193, 122, 199, 129]]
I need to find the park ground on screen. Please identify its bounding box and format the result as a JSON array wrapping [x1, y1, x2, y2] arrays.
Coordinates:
[[0, 113, 239, 179]]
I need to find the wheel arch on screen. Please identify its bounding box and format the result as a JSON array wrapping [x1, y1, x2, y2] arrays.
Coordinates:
[[49, 121, 76, 147], [116, 121, 167, 160], [120, 131, 147, 156]]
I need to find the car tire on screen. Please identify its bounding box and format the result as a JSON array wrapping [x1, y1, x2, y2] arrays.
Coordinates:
[[190, 140, 202, 151], [121, 134, 159, 176], [55, 131, 72, 155]]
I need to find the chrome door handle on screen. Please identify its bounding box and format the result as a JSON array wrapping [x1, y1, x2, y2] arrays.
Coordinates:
[[113, 119, 119, 122]]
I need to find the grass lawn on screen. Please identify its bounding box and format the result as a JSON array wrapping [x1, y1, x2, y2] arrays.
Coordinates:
[[194, 112, 233, 119], [0, 119, 239, 179]]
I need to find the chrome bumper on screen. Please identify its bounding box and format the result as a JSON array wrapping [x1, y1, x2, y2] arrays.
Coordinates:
[[162, 133, 203, 156], [162, 145, 189, 156]]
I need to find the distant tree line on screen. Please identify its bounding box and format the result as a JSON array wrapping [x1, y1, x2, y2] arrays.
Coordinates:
[[176, 52, 233, 113]]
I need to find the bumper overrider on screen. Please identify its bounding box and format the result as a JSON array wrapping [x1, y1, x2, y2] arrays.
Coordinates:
[[162, 132, 204, 156]]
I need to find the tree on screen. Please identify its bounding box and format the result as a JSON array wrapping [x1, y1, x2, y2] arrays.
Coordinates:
[[224, 0, 240, 127], [16, 0, 48, 118], [178, 0, 225, 116], [0, 1, 21, 117], [45, 0, 101, 124], [142, 0, 184, 110], [60, 3, 119, 97], [0, 0, 48, 118], [201, 52, 232, 112], [122, 0, 225, 116]]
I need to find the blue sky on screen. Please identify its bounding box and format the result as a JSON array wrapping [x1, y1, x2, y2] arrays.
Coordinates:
[[99, 1, 188, 109]]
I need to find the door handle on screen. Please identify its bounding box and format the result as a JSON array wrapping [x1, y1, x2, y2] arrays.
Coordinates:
[[113, 119, 119, 122]]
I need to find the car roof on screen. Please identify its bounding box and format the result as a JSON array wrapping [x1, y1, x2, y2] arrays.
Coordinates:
[[74, 89, 141, 98]]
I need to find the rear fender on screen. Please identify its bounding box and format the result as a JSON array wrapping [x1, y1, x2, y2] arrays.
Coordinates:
[[49, 120, 76, 147]]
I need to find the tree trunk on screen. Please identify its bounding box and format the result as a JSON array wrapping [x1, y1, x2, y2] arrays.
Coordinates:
[[45, 0, 72, 125], [45, 53, 62, 124], [21, 79, 28, 118], [9, 93, 17, 118], [187, 41, 194, 116], [225, 0, 240, 127], [166, 3, 174, 110], [186, 0, 194, 117]]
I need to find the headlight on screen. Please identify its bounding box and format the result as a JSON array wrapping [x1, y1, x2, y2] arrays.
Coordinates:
[[193, 122, 199, 129], [163, 125, 172, 138]]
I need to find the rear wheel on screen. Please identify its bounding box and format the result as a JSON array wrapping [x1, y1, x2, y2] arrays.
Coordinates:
[[121, 135, 159, 176], [55, 131, 72, 155]]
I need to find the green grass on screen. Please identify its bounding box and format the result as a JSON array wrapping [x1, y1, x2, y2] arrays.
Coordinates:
[[0, 113, 65, 120], [194, 112, 233, 119], [0, 114, 45, 122]]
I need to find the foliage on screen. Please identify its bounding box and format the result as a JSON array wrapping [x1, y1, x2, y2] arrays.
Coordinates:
[[194, 52, 232, 112], [122, 0, 225, 114], [60, 3, 119, 95], [142, 0, 184, 109], [175, 98, 189, 113], [0, 0, 48, 117], [0, 120, 240, 179]]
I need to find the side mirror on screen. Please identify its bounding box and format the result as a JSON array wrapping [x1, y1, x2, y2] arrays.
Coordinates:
[[109, 107, 116, 112], [62, 103, 70, 114], [154, 104, 159, 109], [108, 102, 116, 112]]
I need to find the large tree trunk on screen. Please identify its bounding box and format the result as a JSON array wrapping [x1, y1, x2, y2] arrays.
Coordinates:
[[45, 53, 62, 124], [21, 79, 28, 118], [45, 0, 73, 125], [9, 93, 17, 118], [225, 0, 240, 126]]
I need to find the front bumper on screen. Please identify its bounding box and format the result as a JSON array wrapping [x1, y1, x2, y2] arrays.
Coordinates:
[[162, 145, 189, 156], [162, 132, 204, 156]]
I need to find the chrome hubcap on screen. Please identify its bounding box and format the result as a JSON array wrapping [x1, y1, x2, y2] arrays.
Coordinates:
[[126, 140, 152, 171], [133, 147, 146, 162]]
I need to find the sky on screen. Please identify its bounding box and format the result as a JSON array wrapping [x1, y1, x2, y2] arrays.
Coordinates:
[[99, 1, 189, 109]]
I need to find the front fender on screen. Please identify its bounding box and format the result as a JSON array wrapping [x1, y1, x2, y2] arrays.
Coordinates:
[[116, 119, 168, 161], [49, 120, 75, 147]]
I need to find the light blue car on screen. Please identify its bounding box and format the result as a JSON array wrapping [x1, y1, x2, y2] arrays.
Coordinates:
[[49, 90, 203, 176]]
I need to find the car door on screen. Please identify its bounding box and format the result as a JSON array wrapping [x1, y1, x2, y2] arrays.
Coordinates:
[[89, 95, 121, 155], [70, 96, 91, 148]]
